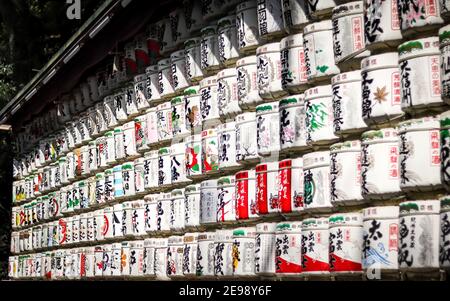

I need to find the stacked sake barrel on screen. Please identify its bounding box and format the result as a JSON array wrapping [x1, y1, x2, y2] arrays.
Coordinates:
[[7, 0, 450, 281]]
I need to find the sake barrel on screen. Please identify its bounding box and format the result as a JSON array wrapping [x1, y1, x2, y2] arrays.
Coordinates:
[[279, 94, 308, 152], [398, 0, 443, 36], [397, 117, 442, 192], [129, 240, 145, 278], [201, 128, 219, 175], [440, 25, 450, 102], [145, 65, 162, 105], [235, 112, 260, 164], [255, 222, 277, 276], [171, 95, 190, 140], [330, 140, 364, 205], [232, 227, 256, 277], [184, 86, 202, 133], [170, 49, 190, 93], [278, 158, 304, 213], [275, 222, 302, 276], [158, 58, 176, 100], [256, 42, 286, 100], [157, 192, 172, 233], [329, 212, 363, 274], [217, 122, 240, 171], [235, 169, 259, 220], [184, 37, 204, 83], [236, 55, 263, 109], [361, 128, 401, 199], [303, 151, 333, 211], [200, 25, 220, 74], [256, 101, 281, 156], [123, 121, 139, 159], [114, 127, 125, 162], [158, 147, 172, 188], [280, 33, 308, 93], [134, 74, 150, 112], [185, 134, 203, 180], [184, 184, 201, 229], [156, 102, 173, 144], [153, 238, 170, 280], [281, 0, 310, 33], [440, 196, 450, 270], [218, 15, 240, 66], [217, 67, 241, 119], [307, 0, 337, 19], [199, 75, 221, 128], [143, 150, 159, 190], [134, 157, 146, 195], [183, 233, 199, 277], [112, 203, 123, 239], [144, 194, 159, 234], [167, 236, 185, 278], [170, 189, 186, 231], [236, 1, 262, 55], [217, 176, 237, 223], [301, 218, 330, 275], [256, 161, 279, 216], [200, 180, 218, 225], [196, 232, 216, 278]]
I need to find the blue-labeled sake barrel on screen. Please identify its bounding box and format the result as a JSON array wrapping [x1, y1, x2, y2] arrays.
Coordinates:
[[303, 151, 333, 211], [399, 37, 444, 111], [113, 165, 125, 200], [362, 206, 399, 278], [397, 117, 442, 192], [331, 70, 367, 136], [329, 213, 363, 275], [440, 196, 450, 270], [303, 20, 340, 83], [255, 222, 277, 276], [398, 200, 440, 274], [214, 229, 234, 278], [281, 0, 310, 33], [330, 140, 364, 205], [361, 128, 402, 200], [236, 1, 262, 55]]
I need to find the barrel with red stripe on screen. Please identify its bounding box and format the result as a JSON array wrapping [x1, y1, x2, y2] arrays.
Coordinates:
[[301, 217, 330, 274], [235, 169, 258, 220], [256, 161, 279, 215]]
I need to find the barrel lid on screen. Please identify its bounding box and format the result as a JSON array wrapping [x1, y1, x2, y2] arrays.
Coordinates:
[[202, 128, 217, 138], [237, 0, 257, 11], [105, 168, 113, 175], [170, 49, 185, 60], [134, 73, 146, 83], [361, 128, 398, 143], [160, 192, 172, 200], [218, 15, 235, 29], [235, 169, 256, 180], [256, 161, 278, 173], [236, 55, 257, 67], [199, 75, 217, 88], [184, 37, 201, 48], [184, 232, 199, 243], [440, 195, 450, 211], [361, 52, 398, 71], [184, 85, 200, 96], [331, 70, 361, 85], [233, 227, 256, 237], [302, 217, 329, 230], [399, 200, 440, 216], [157, 58, 171, 67], [171, 188, 185, 198], [144, 238, 156, 247], [279, 94, 305, 108], [280, 33, 304, 49], [397, 116, 439, 133], [134, 157, 145, 165], [103, 206, 113, 213], [168, 235, 184, 245], [215, 229, 234, 242], [217, 67, 236, 79], [185, 183, 201, 193], [122, 162, 134, 170], [275, 222, 302, 233], [256, 42, 280, 54], [217, 121, 236, 132], [112, 165, 122, 172], [144, 193, 161, 202], [144, 149, 159, 158], [332, 1, 364, 18], [439, 24, 450, 45], [256, 101, 279, 114], [113, 126, 123, 134], [235, 111, 256, 123], [399, 37, 440, 61], [171, 95, 184, 105], [198, 232, 216, 241], [154, 237, 169, 248], [303, 151, 330, 168], [171, 142, 185, 154], [217, 175, 235, 186], [158, 147, 171, 156], [185, 133, 202, 143], [330, 140, 361, 153], [329, 213, 363, 227], [440, 110, 450, 129], [200, 179, 218, 188], [363, 206, 399, 220], [130, 240, 144, 249], [256, 222, 277, 233], [156, 101, 171, 110], [305, 85, 332, 100], [304, 20, 332, 34]]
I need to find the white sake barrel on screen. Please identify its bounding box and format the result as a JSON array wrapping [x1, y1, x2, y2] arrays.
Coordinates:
[[217, 122, 240, 171], [196, 232, 216, 278], [145, 65, 162, 105], [131, 200, 146, 237], [398, 200, 440, 272], [256, 42, 286, 100], [200, 25, 220, 74], [170, 189, 186, 231], [362, 206, 399, 274], [185, 134, 203, 179], [235, 112, 259, 164], [275, 222, 302, 276], [301, 218, 330, 275], [235, 169, 259, 220], [303, 20, 340, 82], [171, 142, 191, 186], [167, 236, 185, 278], [440, 25, 450, 102], [184, 37, 204, 83], [134, 157, 146, 195], [255, 222, 277, 276], [236, 56, 263, 109], [329, 213, 363, 274], [280, 33, 308, 93], [114, 127, 125, 162], [183, 233, 199, 277], [171, 95, 190, 140], [134, 74, 150, 112], [279, 94, 308, 152], [122, 161, 135, 199], [218, 15, 239, 67], [123, 120, 138, 158], [201, 128, 219, 175], [169, 7, 190, 47], [156, 101, 173, 144], [143, 150, 159, 190], [257, 0, 285, 40], [170, 49, 190, 93], [305, 85, 339, 145], [281, 0, 310, 33], [440, 196, 450, 270], [398, 117, 442, 192], [214, 229, 234, 277], [217, 176, 237, 223], [307, 0, 337, 19], [331, 70, 367, 135], [144, 194, 159, 233], [184, 184, 201, 229], [135, 114, 149, 153], [361, 128, 401, 199], [143, 238, 156, 277], [256, 101, 281, 156], [158, 58, 176, 100], [364, 0, 402, 49], [104, 168, 114, 203], [361, 52, 404, 125], [200, 180, 218, 225], [104, 131, 116, 166], [158, 147, 172, 188], [217, 67, 241, 119], [232, 227, 256, 277], [129, 241, 145, 277], [399, 37, 443, 110], [120, 241, 131, 277], [110, 243, 122, 277], [303, 151, 333, 211], [184, 86, 202, 133], [236, 1, 262, 54], [330, 140, 364, 205], [112, 203, 123, 239], [157, 192, 172, 232], [398, 0, 443, 36], [200, 75, 221, 128]]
